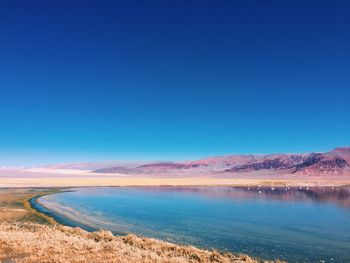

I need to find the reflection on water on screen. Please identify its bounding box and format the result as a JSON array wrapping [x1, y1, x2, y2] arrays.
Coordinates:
[[38, 187, 350, 262], [165, 186, 350, 207]]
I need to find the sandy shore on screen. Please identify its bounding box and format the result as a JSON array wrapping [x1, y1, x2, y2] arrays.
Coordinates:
[[1, 177, 350, 188], [1, 168, 350, 188], [0, 188, 282, 263]]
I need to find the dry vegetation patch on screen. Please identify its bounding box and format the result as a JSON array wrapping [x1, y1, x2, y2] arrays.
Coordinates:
[[0, 223, 281, 263]]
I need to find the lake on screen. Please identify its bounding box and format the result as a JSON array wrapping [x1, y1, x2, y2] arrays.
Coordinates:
[[35, 186, 350, 262]]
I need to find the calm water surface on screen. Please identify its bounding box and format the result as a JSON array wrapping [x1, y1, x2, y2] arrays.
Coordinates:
[[37, 187, 350, 262]]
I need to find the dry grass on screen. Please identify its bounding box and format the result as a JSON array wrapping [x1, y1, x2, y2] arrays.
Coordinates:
[[0, 222, 281, 263]]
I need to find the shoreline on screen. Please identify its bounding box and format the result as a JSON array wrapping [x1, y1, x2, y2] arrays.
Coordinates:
[[29, 192, 98, 232], [24, 191, 64, 225]]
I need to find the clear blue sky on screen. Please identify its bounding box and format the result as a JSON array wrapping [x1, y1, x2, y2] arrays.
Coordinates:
[[0, 0, 349, 165]]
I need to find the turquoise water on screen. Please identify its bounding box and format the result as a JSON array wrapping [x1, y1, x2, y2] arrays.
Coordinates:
[[37, 187, 350, 262]]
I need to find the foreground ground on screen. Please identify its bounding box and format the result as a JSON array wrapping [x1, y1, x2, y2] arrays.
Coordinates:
[[0, 222, 271, 263], [0, 188, 280, 263]]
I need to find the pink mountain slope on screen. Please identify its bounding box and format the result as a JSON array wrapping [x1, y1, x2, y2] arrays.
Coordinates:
[[94, 147, 350, 176]]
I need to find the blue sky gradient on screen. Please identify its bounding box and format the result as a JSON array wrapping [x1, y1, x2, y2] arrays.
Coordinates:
[[0, 0, 349, 165]]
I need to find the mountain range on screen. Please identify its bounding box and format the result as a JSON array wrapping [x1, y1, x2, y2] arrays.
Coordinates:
[[93, 147, 350, 176]]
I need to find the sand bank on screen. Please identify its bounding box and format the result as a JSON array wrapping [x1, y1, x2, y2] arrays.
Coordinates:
[[1, 177, 350, 188], [1, 168, 349, 188]]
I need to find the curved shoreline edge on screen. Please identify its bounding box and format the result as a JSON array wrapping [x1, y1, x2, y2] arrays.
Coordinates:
[[28, 191, 98, 232], [23, 191, 61, 225]]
